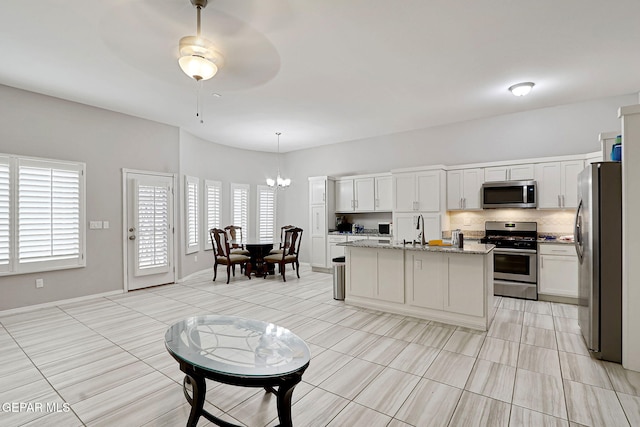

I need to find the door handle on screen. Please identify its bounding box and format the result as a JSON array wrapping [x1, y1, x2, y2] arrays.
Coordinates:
[[129, 235, 136, 240]]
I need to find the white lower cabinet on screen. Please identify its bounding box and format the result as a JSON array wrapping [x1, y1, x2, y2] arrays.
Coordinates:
[[538, 244, 578, 298], [407, 251, 484, 316], [347, 247, 404, 303], [328, 235, 347, 261]]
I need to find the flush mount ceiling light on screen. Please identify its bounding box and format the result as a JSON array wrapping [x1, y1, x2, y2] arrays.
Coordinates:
[[508, 82, 535, 97], [178, 0, 223, 81], [266, 132, 291, 190]]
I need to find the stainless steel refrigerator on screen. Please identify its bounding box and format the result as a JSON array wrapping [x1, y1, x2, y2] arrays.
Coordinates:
[[574, 162, 622, 363]]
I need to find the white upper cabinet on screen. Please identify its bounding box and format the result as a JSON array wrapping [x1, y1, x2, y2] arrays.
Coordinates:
[[535, 160, 584, 209], [447, 168, 483, 210], [335, 176, 381, 212], [393, 169, 445, 212], [374, 175, 392, 211], [354, 177, 375, 211], [484, 164, 534, 182], [310, 178, 327, 204], [335, 179, 354, 212]]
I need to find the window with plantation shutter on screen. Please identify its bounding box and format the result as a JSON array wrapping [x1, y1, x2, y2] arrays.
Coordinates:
[[0, 153, 85, 276], [230, 183, 249, 237], [135, 181, 170, 274], [0, 157, 10, 272], [204, 180, 221, 250], [257, 185, 276, 240], [185, 176, 199, 254]]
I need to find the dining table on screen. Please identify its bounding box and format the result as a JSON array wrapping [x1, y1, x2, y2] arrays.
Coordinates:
[[233, 239, 275, 276]]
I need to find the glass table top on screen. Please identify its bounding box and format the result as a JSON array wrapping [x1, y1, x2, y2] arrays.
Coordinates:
[[165, 315, 310, 378]]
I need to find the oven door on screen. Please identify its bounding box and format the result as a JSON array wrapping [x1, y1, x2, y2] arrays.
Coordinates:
[[493, 248, 537, 283]]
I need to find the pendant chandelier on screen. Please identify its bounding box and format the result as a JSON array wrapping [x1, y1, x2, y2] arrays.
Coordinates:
[[266, 132, 291, 189]]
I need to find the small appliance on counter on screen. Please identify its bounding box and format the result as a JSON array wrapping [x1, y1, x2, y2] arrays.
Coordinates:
[[378, 222, 391, 235], [336, 216, 352, 232], [352, 223, 364, 233]]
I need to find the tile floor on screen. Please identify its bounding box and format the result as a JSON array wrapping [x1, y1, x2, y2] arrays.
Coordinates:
[[1, 265, 640, 426]]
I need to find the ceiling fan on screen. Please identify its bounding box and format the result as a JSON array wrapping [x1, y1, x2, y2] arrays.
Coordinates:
[[178, 0, 224, 82]]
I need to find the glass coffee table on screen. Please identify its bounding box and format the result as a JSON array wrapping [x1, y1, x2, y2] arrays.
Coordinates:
[[165, 315, 311, 427]]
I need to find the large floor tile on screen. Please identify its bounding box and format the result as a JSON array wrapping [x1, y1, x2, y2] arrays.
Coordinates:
[[318, 358, 383, 399], [521, 325, 557, 349], [618, 392, 640, 427], [326, 401, 392, 427], [518, 343, 561, 377], [558, 351, 612, 390], [387, 342, 440, 376], [464, 359, 516, 403], [513, 369, 567, 419], [509, 406, 569, 427], [477, 336, 520, 367], [353, 367, 420, 416], [563, 379, 629, 426], [443, 330, 485, 357], [394, 378, 462, 427], [271, 387, 349, 427], [448, 391, 510, 427], [423, 350, 475, 389], [603, 360, 640, 396]]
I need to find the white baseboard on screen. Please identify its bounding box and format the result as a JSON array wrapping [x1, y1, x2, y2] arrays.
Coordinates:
[[177, 268, 212, 283], [0, 290, 124, 317]]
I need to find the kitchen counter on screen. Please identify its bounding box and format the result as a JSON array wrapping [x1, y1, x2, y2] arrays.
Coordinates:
[[339, 240, 494, 254], [328, 230, 391, 238], [344, 242, 494, 330], [538, 239, 575, 245]]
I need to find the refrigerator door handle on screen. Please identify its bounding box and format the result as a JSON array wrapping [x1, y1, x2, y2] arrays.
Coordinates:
[[574, 199, 584, 262]]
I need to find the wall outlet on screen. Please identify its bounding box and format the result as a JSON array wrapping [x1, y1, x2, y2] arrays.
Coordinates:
[[102, 221, 110, 229], [35, 278, 44, 288], [194, 255, 198, 262], [89, 221, 103, 229]]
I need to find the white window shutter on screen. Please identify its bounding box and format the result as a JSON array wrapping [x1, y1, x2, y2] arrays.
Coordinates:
[[17, 158, 84, 271], [0, 157, 10, 272], [185, 176, 199, 254], [257, 185, 276, 240], [204, 180, 221, 250], [135, 181, 170, 274], [230, 183, 249, 236]]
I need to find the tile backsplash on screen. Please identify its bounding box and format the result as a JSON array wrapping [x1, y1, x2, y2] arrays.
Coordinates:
[[448, 209, 576, 235]]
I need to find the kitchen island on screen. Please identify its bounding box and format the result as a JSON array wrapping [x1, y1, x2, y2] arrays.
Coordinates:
[[342, 240, 495, 330]]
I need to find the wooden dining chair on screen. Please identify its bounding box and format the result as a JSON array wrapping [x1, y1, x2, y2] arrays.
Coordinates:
[[269, 225, 295, 254], [210, 228, 252, 284], [262, 227, 303, 282], [224, 225, 250, 255]]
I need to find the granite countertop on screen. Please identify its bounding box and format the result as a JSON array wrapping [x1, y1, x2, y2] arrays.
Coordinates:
[[537, 239, 575, 245], [339, 240, 495, 255]]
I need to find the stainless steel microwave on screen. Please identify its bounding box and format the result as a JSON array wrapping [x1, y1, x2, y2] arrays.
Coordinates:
[[482, 180, 536, 208]]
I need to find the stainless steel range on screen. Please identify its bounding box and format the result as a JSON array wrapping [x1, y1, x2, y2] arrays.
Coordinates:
[[481, 221, 538, 300]]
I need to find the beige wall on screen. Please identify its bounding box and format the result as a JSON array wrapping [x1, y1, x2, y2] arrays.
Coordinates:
[[0, 85, 180, 311]]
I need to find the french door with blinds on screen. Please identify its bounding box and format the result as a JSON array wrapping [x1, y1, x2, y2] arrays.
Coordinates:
[[230, 183, 249, 237], [124, 171, 175, 291], [257, 185, 276, 240]]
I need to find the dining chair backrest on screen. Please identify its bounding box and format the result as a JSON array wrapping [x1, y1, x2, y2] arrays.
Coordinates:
[[210, 228, 230, 258], [282, 227, 303, 258], [278, 225, 295, 248], [224, 225, 244, 249]]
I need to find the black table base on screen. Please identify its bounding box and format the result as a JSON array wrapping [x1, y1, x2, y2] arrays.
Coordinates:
[[179, 362, 307, 427]]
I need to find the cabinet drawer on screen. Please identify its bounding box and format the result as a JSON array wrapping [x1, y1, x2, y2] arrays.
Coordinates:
[[539, 244, 576, 256], [328, 235, 348, 243]]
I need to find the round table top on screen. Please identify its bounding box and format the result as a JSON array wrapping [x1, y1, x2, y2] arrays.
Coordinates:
[[164, 315, 310, 378]]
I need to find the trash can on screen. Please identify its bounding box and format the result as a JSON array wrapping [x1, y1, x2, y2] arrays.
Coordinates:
[[332, 256, 346, 300]]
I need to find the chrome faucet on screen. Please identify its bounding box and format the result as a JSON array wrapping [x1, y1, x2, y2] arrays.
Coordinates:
[[415, 214, 426, 246]]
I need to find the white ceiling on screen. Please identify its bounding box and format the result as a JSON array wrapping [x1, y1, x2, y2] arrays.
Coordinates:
[[1, 0, 639, 153]]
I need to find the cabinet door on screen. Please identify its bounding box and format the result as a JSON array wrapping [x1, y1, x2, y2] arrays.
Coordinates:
[[393, 213, 417, 243], [347, 248, 377, 298], [422, 214, 442, 241], [354, 177, 375, 211], [416, 171, 441, 212], [309, 179, 326, 204], [535, 162, 562, 209], [408, 251, 443, 310], [484, 167, 508, 182], [375, 175, 393, 211], [311, 236, 326, 267], [311, 204, 326, 236], [335, 179, 354, 212], [329, 243, 346, 260], [509, 164, 535, 181], [393, 173, 416, 211], [377, 250, 405, 303], [444, 254, 485, 317], [561, 160, 584, 208], [462, 168, 483, 210], [539, 254, 578, 298], [447, 170, 463, 210]]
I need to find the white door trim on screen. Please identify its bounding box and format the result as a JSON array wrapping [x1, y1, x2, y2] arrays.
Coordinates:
[[122, 169, 178, 292]]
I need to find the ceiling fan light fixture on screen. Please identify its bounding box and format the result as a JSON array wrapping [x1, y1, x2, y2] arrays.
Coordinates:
[[508, 82, 535, 97], [178, 1, 223, 81]]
